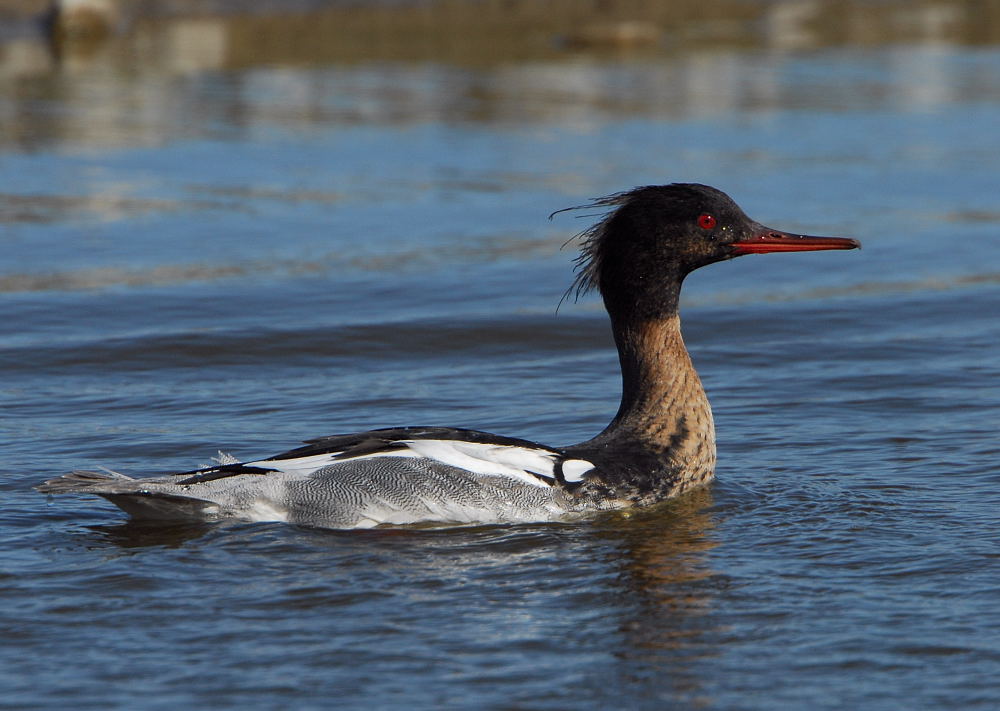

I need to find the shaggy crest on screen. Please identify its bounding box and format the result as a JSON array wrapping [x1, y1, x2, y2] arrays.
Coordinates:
[[552, 189, 637, 307], [554, 183, 743, 309]]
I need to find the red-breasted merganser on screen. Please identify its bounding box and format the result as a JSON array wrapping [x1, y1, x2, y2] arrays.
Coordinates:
[[38, 184, 860, 529]]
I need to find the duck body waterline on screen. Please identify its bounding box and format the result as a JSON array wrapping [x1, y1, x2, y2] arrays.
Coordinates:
[[38, 184, 860, 529]]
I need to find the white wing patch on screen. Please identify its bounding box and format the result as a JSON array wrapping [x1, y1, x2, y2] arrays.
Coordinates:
[[248, 452, 342, 475], [246, 439, 592, 489], [399, 440, 557, 488], [249, 449, 421, 476]]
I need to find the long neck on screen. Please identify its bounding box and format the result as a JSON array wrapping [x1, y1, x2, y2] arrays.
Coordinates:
[[592, 307, 716, 473]]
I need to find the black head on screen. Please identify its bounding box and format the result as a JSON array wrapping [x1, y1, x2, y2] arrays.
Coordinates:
[[560, 183, 859, 320]]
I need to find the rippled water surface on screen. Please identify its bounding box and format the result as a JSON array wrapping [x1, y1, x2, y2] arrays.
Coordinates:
[[3, 2, 1000, 709]]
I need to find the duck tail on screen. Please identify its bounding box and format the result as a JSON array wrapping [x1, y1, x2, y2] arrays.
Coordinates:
[[37, 469, 219, 521], [36, 469, 136, 495]]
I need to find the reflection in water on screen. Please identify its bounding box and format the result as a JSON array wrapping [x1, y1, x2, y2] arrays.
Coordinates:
[[597, 487, 722, 705], [88, 519, 218, 549], [83, 487, 725, 709]]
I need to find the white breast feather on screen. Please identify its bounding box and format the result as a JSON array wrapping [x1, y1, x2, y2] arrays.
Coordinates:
[[561, 459, 595, 482], [245, 500, 289, 523]]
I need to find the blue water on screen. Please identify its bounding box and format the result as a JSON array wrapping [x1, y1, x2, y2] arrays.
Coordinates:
[[2, 11, 1000, 710]]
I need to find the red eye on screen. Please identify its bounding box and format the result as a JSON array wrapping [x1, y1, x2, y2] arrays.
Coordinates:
[[698, 213, 717, 230]]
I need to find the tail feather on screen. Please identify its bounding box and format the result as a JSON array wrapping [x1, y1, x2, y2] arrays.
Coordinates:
[[37, 469, 221, 521], [36, 469, 136, 495]]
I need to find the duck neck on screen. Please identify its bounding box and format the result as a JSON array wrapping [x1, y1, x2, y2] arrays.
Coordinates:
[[595, 303, 716, 469]]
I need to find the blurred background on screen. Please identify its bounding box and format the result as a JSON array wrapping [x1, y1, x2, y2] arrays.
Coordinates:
[[2, 0, 999, 299], [3, 2, 1000, 710]]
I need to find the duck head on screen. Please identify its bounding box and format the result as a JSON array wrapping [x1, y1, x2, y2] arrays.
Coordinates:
[[565, 183, 860, 320]]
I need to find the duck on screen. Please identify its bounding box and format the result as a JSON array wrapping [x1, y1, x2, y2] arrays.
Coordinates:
[[37, 183, 860, 529]]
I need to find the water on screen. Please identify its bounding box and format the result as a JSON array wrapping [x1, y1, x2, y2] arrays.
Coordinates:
[[3, 2, 1000, 708]]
